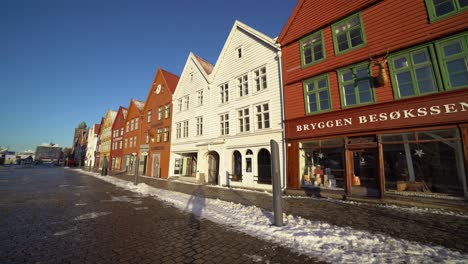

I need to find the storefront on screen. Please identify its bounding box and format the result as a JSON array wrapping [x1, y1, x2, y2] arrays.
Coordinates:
[[286, 90, 468, 200]]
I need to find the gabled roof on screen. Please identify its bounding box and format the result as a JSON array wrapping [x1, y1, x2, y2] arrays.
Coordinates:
[[277, 0, 378, 45], [133, 99, 145, 111], [160, 68, 180, 94], [210, 20, 280, 80], [94, 124, 100, 133], [173, 52, 213, 98], [122, 108, 128, 119]]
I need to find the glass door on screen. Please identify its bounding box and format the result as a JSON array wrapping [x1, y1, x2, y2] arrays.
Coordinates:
[[351, 148, 380, 196]]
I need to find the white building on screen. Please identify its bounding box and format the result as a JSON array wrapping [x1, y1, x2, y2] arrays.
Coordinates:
[[169, 21, 284, 190], [85, 124, 99, 167]]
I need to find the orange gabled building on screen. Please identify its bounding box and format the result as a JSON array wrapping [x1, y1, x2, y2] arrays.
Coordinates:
[[122, 99, 145, 173], [139, 68, 179, 178], [110, 106, 128, 170]]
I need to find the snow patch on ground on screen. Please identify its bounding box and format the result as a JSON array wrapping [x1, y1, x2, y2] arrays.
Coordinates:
[[75, 202, 87, 206], [74, 212, 111, 221], [134, 207, 149, 210], [102, 195, 142, 204], [53, 228, 76, 236], [78, 170, 468, 263]]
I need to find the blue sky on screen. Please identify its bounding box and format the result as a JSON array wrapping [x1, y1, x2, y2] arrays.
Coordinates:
[[1, 0, 296, 152]]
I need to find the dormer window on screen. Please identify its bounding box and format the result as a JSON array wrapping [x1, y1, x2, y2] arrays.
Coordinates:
[[237, 47, 243, 58]]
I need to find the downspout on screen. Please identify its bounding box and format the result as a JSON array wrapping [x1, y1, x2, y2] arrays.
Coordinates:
[[276, 49, 287, 191]]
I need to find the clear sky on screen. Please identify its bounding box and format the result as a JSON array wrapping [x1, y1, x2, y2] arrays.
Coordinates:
[[1, 0, 296, 152]]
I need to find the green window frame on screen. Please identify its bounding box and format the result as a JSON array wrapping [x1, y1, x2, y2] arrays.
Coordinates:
[[435, 32, 468, 89], [303, 74, 332, 114], [332, 13, 367, 55], [388, 45, 441, 99], [300, 30, 326, 67], [425, 0, 468, 23], [337, 62, 375, 107]]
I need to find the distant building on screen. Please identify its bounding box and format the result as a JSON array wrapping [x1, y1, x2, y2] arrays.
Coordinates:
[[71, 121, 88, 166], [85, 123, 100, 168], [35, 143, 62, 162], [0, 148, 16, 165]]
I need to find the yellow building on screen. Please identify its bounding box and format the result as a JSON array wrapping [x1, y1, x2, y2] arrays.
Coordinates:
[[99, 109, 117, 166]]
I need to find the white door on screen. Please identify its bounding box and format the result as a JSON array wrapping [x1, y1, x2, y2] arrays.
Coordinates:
[[152, 153, 160, 178]]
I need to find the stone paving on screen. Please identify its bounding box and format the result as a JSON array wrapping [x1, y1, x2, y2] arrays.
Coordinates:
[[0, 166, 320, 264], [110, 170, 468, 255]]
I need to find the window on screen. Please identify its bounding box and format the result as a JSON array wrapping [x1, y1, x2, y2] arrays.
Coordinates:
[[245, 149, 253, 173], [303, 74, 331, 114], [124, 138, 128, 148], [237, 74, 249, 97], [119, 141, 122, 149], [129, 137, 133, 148], [257, 149, 271, 184], [146, 134, 150, 144], [147, 110, 152, 123], [183, 120, 189, 138], [237, 47, 242, 58], [176, 122, 181, 139], [157, 128, 162, 143], [338, 62, 374, 107], [178, 98, 182, 112], [425, 0, 468, 22], [197, 90, 204, 106], [130, 119, 135, 131], [388, 46, 439, 99], [120, 128, 124, 136], [332, 13, 366, 54], [134, 136, 137, 146], [233, 150, 242, 181], [300, 31, 325, 67], [435, 33, 468, 89], [256, 103, 270, 129], [158, 106, 163, 120], [196, 116, 203, 136], [184, 96, 189, 110], [165, 104, 171, 118], [220, 83, 229, 103], [126, 122, 129, 132], [164, 127, 169, 142], [220, 113, 229, 135], [135, 118, 139, 130], [254, 67, 267, 91], [238, 107, 250, 133]]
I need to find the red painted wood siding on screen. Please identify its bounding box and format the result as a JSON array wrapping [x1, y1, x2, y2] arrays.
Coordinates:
[[110, 106, 127, 170], [280, 0, 468, 120]]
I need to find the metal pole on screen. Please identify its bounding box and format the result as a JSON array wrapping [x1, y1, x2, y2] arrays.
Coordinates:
[[134, 156, 139, 185], [270, 140, 283, 226]]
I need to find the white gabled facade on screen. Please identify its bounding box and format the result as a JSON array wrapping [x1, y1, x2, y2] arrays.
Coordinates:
[[169, 21, 284, 190], [168, 52, 214, 182], [85, 124, 98, 167], [207, 20, 283, 190]]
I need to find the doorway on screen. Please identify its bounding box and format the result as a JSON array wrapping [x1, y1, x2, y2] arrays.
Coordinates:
[[152, 153, 160, 178], [207, 152, 219, 185], [350, 148, 380, 197]]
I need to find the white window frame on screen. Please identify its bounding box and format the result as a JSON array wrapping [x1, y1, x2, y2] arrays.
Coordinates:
[[220, 113, 229, 136], [254, 66, 267, 91], [176, 122, 181, 139], [147, 110, 152, 123], [183, 120, 189, 138], [158, 106, 163, 120], [238, 107, 250, 133], [164, 127, 169, 142], [165, 104, 170, 118], [184, 96, 190, 110], [196, 116, 203, 136], [220, 83, 229, 104], [197, 90, 204, 106], [256, 103, 270, 130], [237, 74, 249, 97]]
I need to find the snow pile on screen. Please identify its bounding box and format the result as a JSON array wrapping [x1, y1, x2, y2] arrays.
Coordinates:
[[78, 170, 468, 263], [74, 211, 111, 221]]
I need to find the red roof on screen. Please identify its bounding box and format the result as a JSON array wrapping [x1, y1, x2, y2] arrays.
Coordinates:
[[194, 54, 214, 75], [160, 68, 180, 94]]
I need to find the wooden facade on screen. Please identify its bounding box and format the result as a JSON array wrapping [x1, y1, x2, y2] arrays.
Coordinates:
[[122, 99, 145, 173], [278, 0, 468, 200], [98, 110, 117, 167], [139, 68, 179, 178], [110, 106, 127, 170]]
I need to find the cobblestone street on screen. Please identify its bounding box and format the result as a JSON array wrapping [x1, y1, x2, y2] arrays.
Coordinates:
[[0, 166, 318, 264]]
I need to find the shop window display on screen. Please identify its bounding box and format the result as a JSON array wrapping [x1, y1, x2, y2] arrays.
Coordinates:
[[382, 128, 465, 197], [300, 138, 345, 189]]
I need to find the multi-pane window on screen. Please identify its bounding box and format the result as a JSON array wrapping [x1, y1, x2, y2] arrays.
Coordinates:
[[129, 137, 133, 148], [237, 74, 249, 97], [165, 104, 170, 118], [183, 120, 189, 138], [124, 138, 128, 148], [220, 113, 229, 135], [435, 33, 468, 89], [300, 31, 325, 66], [332, 13, 366, 54], [164, 127, 169, 142], [238, 108, 250, 133], [254, 67, 267, 91], [425, 0, 468, 22], [176, 122, 181, 139], [147, 110, 152, 123], [184, 96, 190, 110], [303, 74, 331, 114], [196, 116, 203, 136], [130, 119, 135, 131], [197, 90, 204, 106], [157, 128, 162, 143], [178, 98, 182, 112], [119, 141, 122, 149], [389, 46, 439, 99], [338, 63, 374, 107], [135, 118, 139, 130], [120, 128, 124, 136], [145, 134, 150, 144], [158, 106, 163, 120], [256, 103, 270, 129], [220, 83, 229, 103], [126, 122, 129, 132]]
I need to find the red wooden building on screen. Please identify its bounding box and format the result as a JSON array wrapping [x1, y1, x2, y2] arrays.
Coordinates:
[[122, 99, 145, 173], [110, 106, 127, 170], [278, 0, 468, 202], [139, 68, 179, 178]]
